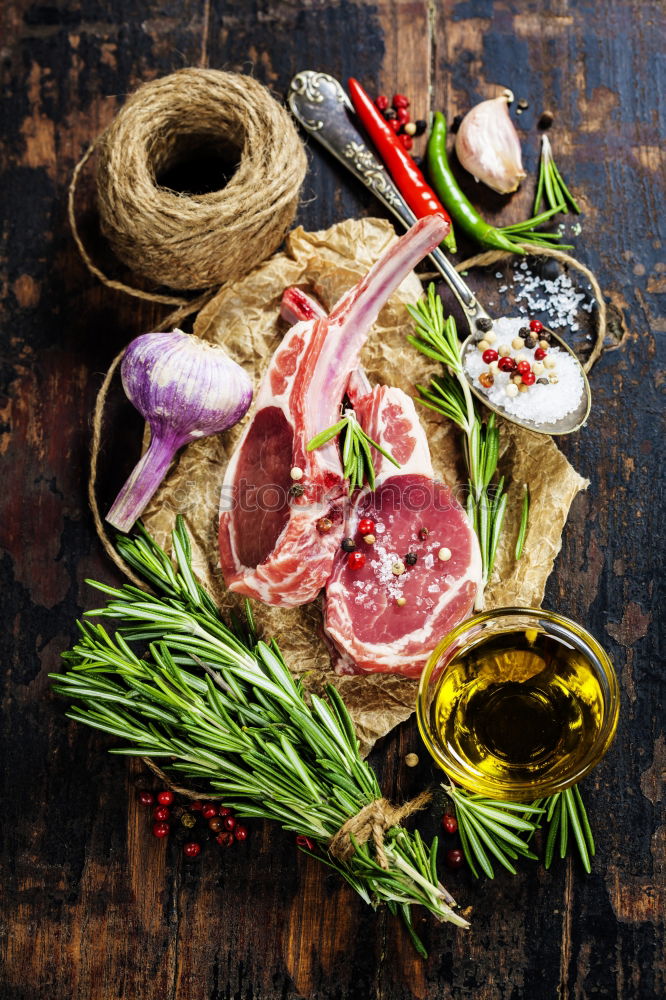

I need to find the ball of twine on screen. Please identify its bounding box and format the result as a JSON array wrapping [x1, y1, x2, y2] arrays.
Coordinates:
[[77, 68, 307, 293]]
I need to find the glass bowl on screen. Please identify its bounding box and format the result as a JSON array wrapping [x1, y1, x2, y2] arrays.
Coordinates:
[[416, 607, 620, 801]]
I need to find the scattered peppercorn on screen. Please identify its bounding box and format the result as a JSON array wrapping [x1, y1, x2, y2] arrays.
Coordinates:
[[289, 483, 305, 497], [181, 812, 196, 828], [518, 327, 530, 339], [438, 547, 452, 562], [441, 813, 458, 835], [400, 134, 414, 151], [403, 121, 417, 136], [201, 803, 218, 820], [538, 109, 554, 130], [529, 319, 544, 333], [517, 98, 529, 110], [358, 517, 375, 535], [375, 94, 389, 112], [392, 559, 406, 576], [537, 377, 550, 385], [218, 806, 232, 817], [152, 805, 170, 822], [534, 347, 547, 361], [396, 106, 410, 125], [316, 517, 333, 534], [413, 119, 427, 136], [384, 107, 397, 120], [516, 360, 531, 375], [524, 336, 537, 349], [482, 348, 499, 364], [445, 848, 464, 870], [234, 824, 248, 842], [157, 790, 174, 806], [476, 316, 493, 332], [138, 790, 154, 806], [183, 842, 201, 858], [348, 551, 366, 570], [405, 752, 419, 767], [418, 527, 429, 540], [362, 533, 376, 545], [216, 832, 234, 848], [522, 372, 536, 386], [341, 537, 356, 552], [395, 596, 407, 607], [392, 93, 409, 108], [152, 821, 170, 838], [498, 356, 517, 372], [404, 551, 418, 566], [479, 371, 495, 389], [208, 816, 225, 833], [223, 815, 237, 832], [189, 800, 203, 811]]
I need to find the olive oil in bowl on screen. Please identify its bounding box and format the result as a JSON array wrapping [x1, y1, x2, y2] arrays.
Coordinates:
[[417, 609, 619, 801]]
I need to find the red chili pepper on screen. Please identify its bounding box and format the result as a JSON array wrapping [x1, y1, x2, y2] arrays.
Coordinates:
[[347, 78, 455, 252]]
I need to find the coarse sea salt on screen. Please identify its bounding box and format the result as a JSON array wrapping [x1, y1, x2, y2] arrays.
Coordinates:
[[464, 317, 585, 424]]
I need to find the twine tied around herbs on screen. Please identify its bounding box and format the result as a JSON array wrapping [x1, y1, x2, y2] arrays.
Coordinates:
[[68, 67, 307, 303], [143, 754, 432, 870], [327, 790, 432, 869]]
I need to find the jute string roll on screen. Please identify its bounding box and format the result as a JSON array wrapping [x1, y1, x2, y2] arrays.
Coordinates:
[[69, 68, 307, 300]]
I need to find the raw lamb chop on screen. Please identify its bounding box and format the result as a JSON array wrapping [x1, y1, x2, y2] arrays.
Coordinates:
[[282, 289, 482, 677], [324, 374, 481, 676], [218, 216, 448, 607]]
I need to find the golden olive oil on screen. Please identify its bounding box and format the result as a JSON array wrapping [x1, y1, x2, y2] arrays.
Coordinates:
[[431, 627, 606, 792]]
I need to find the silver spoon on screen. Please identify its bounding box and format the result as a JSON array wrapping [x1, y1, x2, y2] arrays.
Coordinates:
[[288, 70, 591, 436]]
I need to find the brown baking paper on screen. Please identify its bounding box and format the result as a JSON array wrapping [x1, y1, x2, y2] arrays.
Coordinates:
[[142, 218, 588, 756]]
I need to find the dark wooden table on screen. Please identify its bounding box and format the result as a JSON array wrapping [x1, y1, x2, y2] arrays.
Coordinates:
[[1, 2, 663, 998]]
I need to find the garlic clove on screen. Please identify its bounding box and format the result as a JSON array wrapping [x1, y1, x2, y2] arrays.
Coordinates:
[[454, 90, 527, 195]]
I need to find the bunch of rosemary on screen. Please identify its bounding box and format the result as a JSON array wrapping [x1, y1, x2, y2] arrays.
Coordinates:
[[407, 285, 530, 604], [51, 518, 468, 956]]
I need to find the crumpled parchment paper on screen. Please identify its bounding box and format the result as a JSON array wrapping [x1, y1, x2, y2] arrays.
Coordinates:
[[143, 217, 588, 755]]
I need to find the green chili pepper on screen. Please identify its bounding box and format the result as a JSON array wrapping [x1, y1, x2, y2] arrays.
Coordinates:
[[427, 113, 519, 254], [426, 113, 574, 253]]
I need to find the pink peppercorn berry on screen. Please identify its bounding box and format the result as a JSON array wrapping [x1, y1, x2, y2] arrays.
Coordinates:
[[183, 842, 201, 858], [400, 134, 414, 151], [441, 813, 458, 835], [138, 790, 154, 806], [152, 805, 170, 822], [152, 821, 170, 838], [529, 319, 544, 333], [392, 94, 409, 109], [234, 825, 248, 842], [201, 803, 218, 820], [348, 552, 366, 571], [522, 372, 536, 386], [498, 356, 517, 372], [445, 848, 464, 870], [157, 790, 174, 806], [534, 347, 547, 361], [216, 832, 234, 848], [396, 106, 410, 124], [375, 94, 389, 112], [482, 349, 499, 364], [516, 360, 531, 375]]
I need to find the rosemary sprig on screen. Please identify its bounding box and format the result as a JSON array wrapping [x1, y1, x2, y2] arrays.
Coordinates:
[[533, 134, 581, 216], [407, 285, 508, 604], [446, 784, 543, 878], [541, 785, 595, 873], [51, 518, 468, 955], [447, 783, 595, 877], [307, 409, 400, 492], [514, 483, 530, 560]]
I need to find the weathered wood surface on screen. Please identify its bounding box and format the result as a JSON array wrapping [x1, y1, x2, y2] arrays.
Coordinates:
[[0, 1, 663, 998]]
